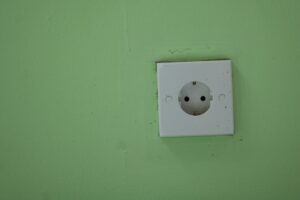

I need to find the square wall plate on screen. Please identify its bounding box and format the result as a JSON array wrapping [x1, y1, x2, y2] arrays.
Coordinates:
[[156, 60, 234, 137]]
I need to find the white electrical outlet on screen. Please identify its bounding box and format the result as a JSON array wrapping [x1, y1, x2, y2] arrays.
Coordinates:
[[156, 60, 234, 137]]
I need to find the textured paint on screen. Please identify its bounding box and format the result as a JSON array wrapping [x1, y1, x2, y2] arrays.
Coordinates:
[[0, 0, 300, 199]]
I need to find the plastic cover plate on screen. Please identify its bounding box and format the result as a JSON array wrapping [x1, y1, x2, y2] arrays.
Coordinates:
[[156, 60, 234, 137]]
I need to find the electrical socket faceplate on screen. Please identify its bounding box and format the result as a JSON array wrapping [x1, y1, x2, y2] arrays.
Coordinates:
[[156, 60, 234, 137]]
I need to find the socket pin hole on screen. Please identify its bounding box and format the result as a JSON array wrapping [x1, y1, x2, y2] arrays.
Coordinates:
[[192, 81, 197, 85], [184, 96, 190, 102], [200, 96, 206, 101]]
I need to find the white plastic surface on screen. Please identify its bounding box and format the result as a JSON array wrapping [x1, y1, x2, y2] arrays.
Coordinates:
[[156, 60, 234, 137]]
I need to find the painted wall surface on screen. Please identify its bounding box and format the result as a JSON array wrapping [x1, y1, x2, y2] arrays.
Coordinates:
[[1, 0, 300, 199]]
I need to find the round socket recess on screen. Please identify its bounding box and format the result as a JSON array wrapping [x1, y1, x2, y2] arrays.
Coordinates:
[[178, 81, 212, 116]]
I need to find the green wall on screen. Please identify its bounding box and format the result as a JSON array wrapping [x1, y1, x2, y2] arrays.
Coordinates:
[[1, 0, 300, 199]]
